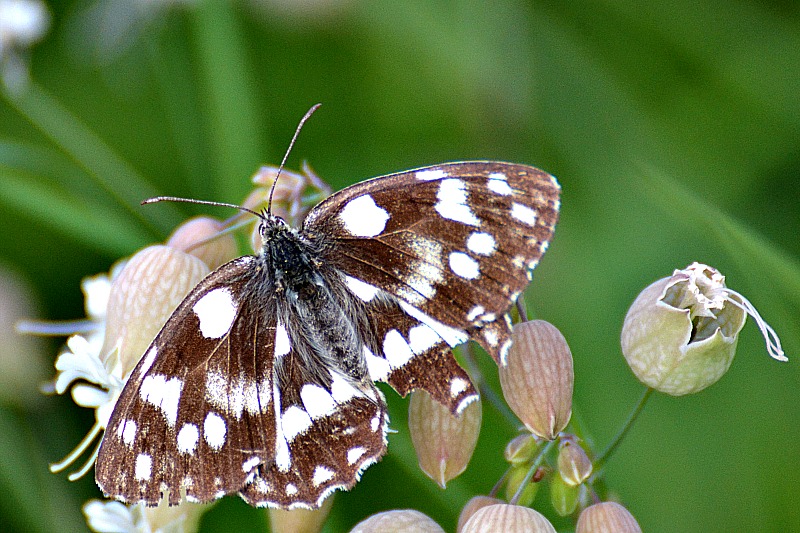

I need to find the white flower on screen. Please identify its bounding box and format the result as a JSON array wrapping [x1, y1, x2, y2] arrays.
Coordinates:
[[49, 273, 124, 481], [84, 497, 206, 533], [0, 0, 50, 90]]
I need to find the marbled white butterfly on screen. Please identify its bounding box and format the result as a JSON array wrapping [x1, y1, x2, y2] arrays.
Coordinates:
[[95, 135, 560, 511]]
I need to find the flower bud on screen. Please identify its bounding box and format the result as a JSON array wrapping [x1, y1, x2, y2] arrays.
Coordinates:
[[621, 262, 786, 396], [269, 496, 333, 533], [504, 464, 539, 507], [166, 216, 238, 270], [550, 473, 579, 516], [243, 163, 332, 249], [576, 501, 642, 533], [461, 504, 556, 533], [408, 388, 482, 488], [349, 510, 445, 533], [499, 320, 573, 439], [557, 439, 592, 486], [457, 496, 505, 533], [504, 434, 538, 466], [100, 246, 209, 380]]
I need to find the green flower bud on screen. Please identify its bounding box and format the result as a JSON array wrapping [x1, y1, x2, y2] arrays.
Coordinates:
[[461, 504, 556, 533], [621, 263, 786, 395], [499, 320, 574, 439], [505, 464, 539, 507], [576, 501, 642, 533], [408, 388, 482, 488], [557, 439, 592, 486], [550, 473, 579, 516], [504, 434, 539, 466]]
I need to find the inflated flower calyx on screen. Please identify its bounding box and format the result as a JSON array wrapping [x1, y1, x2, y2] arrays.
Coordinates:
[[461, 504, 556, 533], [269, 497, 334, 533], [166, 216, 238, 270], [100, 246, 209, 381], [408, 388, 482, 488], [456, 496, 505, 533], [621, 262, 786, 395], [576, 501, 642, 533], [499, 320, 574, 439], [349, 510, 445, 533]]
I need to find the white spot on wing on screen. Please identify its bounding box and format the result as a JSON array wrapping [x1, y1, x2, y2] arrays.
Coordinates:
[[139, 347, 157, 376], [511, 202, 537, 226], [313, 465, 335, 486], [204, 412, 227, 450], [416, 169, 447, 181], [449, 251, 480, 280], [273, 379, 291, 472], [487, 172, 513, 195], [193, 288, 237, 339], [301, 383, 337, 419], [466, 305, 485, 322], [118, 419, 136, 446], [365, 346, 391, 381], [467, 232, 496, 256], [139, 374, 183, 427], [242, 456, 260, 473], [177, 423, 199, 454], [408, 324, 440, 353], [398, 300, 468, 347], [434, 179, 480, 226], [134, 453, 152, 481], [383, 329, 414, 368], [339, 195, 390, 237], [347, 446, 367, 465], [345, 275, 379, 302], [282, 406, 313, 441], [275, 322, 291, 357], [450, 377, 469, 397], [285, 483, 298, 496], [330, 373, 361, 403]]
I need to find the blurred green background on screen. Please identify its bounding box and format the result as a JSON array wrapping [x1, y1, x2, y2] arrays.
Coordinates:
[[1, 1, 798, 532]]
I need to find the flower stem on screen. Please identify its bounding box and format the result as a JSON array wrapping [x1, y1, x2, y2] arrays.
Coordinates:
[[510, 439, 556, 505], [594, 387, 653, 470]]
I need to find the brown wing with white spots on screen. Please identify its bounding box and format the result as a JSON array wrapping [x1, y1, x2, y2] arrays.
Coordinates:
[[304, 161, 560, 367], [96, 256, 279, 505]]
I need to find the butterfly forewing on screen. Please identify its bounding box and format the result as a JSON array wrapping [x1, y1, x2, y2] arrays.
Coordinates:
[[305, 161, 560, 366], [95, 160, 560, 509]]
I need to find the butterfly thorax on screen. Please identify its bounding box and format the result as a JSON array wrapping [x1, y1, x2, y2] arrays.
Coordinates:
[[258, 217, 370, 389]]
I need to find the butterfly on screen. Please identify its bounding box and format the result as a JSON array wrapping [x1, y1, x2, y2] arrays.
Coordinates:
[[95, 160, 560, 509]]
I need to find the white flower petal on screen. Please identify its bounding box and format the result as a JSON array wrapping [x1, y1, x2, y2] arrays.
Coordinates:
[[83, 500, 138, 533]]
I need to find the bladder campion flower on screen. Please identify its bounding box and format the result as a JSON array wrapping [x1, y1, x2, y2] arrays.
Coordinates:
[[621, 262, 786, 395]]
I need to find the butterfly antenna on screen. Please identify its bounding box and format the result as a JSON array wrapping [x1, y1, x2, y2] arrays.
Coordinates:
[[141, 197, 264, 220], [267, 103, 322, 214]]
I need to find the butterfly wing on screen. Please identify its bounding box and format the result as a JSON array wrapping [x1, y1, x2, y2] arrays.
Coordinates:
[[97, 254, 389, 509], [96, 257, 278, 505], [303, 161, 560, 411]]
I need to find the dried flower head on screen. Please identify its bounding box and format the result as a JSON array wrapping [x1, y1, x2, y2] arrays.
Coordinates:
[[408, 388, 482, 488], [499, 320, 574, 439], [621, 262, 786, 395], [576, 501, 642, 533]]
